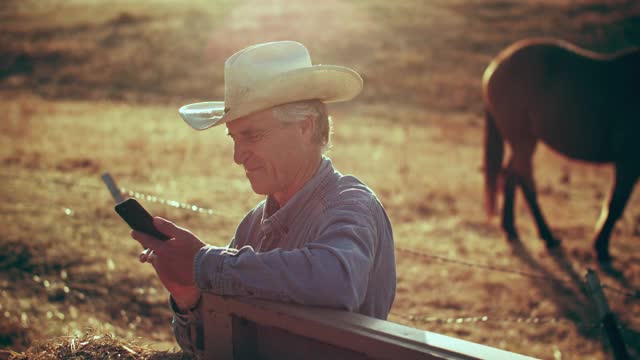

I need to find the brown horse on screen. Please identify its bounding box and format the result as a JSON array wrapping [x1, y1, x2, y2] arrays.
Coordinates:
[[483, 38, 640, 262]]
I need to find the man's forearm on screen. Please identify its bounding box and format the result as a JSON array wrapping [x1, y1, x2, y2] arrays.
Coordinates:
[[195, 234, 373, 310]]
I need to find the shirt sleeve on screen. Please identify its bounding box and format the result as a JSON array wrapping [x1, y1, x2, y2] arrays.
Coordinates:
[[169, 295, 204, 359], [193, 194, 379, 312]]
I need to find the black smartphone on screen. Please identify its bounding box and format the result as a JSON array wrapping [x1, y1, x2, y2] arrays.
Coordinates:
[[114, 198, 170, 240]]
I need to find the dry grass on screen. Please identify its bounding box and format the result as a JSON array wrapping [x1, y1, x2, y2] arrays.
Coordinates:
[[1, 0, 640, 359], [7, 330, 183, 360]]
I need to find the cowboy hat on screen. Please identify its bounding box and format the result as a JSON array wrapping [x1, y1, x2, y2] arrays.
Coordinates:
[[178, 41, 363, 130]]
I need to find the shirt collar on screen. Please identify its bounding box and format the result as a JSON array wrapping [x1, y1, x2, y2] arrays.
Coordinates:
[[260, 156, 333, 234]]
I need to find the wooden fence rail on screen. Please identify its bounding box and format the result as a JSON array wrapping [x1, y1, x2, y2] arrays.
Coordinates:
[[202, 294, 538, 360]]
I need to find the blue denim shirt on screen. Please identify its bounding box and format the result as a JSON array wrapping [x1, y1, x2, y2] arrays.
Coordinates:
[[171, 157, 396, 356]]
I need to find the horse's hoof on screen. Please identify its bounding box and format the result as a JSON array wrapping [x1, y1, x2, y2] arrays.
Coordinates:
[[504, 228, 520, 242], [545, 237, 561, 249], [507, 234, 520, 243]]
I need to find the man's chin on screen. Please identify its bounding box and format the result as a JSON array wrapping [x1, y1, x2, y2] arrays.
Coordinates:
[[248, 180, 269, 196]]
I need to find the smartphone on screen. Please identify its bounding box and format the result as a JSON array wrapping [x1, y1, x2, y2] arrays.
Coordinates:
[[114, 198, 170, 240]]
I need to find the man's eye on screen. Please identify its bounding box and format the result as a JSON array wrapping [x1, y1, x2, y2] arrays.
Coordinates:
[[230, 131, 266, 144]]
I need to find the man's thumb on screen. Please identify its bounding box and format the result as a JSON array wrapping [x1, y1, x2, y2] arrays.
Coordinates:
[[153, 217, 183, 238]]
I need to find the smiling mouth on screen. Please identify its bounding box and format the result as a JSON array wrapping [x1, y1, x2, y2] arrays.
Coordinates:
[[245, 166, 263, 174]]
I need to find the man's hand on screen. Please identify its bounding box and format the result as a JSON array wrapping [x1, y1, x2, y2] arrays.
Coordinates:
[[132, 217, 205, 311]]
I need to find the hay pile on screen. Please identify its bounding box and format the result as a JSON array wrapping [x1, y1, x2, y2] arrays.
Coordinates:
[[5, 332, 187, 360]]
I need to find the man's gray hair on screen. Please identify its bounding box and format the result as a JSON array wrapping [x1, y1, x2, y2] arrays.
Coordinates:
[[272, 99, 332, 152]]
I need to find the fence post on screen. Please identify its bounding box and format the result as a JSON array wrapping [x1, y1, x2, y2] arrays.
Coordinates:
[[202, 295, 234, 359], [101, 172, 125, 203], [584, 268, 629, 360]]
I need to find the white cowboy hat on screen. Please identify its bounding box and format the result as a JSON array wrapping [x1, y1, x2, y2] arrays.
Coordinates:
[[178, 41, 364, 130]]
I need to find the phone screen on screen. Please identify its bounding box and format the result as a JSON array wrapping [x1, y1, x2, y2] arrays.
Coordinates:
[[114, 198, 170, 240]]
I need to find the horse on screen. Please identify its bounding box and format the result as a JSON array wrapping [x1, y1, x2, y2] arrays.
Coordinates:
[[482, 38, 640, 262]]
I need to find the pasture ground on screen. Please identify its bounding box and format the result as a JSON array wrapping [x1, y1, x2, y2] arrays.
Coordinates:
[[1, 0, 639, 359]]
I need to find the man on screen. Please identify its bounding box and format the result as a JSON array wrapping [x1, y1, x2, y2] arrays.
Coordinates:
[[131, 41, 396, 357]]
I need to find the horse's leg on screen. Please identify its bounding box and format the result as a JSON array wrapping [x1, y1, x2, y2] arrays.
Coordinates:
[[506, 140, 560, 248], [502, 142, 535, 243], [519, 172, 562, 248], [593, 162, 639, 262], [502, 167, 519, 242]]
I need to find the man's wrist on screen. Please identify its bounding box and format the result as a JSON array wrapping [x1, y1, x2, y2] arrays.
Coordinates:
[[173, 290, 202, 313]]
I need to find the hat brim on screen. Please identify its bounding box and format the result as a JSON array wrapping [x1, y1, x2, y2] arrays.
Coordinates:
[[179, 65, 363, 131]]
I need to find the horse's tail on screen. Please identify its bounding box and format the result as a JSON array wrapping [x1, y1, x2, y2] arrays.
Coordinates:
[[484, 109, 503, 218]]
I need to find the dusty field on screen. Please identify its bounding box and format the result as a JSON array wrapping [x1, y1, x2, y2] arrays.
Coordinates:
[[1, 0, 639, 359]]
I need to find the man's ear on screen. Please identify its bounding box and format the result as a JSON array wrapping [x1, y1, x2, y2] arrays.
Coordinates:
[[298, 116, 314, 138]]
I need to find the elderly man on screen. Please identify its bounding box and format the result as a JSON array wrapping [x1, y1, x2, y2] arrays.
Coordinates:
[[131, 41, 396, 357]]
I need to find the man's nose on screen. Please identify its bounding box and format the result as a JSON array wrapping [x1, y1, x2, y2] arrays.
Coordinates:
[[233, 141, 249, 165]]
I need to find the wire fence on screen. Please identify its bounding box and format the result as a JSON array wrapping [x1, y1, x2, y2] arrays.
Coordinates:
[[2, 172, 639, 334], [112, 182, 640, 302], [119, 188, 227, 217], [395, 247, 638, 300]]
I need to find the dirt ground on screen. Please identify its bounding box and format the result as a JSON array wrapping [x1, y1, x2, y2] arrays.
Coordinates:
[[1, 0, 639, 359]]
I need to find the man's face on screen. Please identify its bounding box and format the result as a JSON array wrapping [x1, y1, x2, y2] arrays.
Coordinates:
[[226, 107, 313, 197]]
